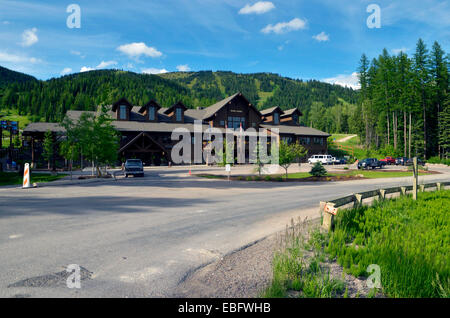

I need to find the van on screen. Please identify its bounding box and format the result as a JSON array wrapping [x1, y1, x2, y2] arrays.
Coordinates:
[[308, 155, 333, 165]]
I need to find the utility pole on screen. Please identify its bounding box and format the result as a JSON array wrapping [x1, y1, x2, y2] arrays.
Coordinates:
[[412, 157, 418, 200]]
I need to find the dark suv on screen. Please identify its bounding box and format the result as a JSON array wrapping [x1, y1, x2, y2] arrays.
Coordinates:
[[358, 158, 382, 170], [124, 159, 144, 177]]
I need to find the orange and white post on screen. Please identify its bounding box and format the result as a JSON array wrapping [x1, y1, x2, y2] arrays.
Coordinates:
[[22, 163, 31, 188]]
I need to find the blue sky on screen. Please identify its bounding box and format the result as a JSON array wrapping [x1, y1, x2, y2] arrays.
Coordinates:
[[0, 0, 449, 88]]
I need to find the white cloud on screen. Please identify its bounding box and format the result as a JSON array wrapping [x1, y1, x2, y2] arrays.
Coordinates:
[[239, 2, 275, 15], [142, 68, 168, 75], [313, 31, 329, 42], [323, 72, 360, 90], [0, 51, 41, 64], [61, 68, 72, 75], [176, 64, 191, 72], [21, 28, 38, 47], [392, 48, 409, 54], [261, 18, 307, 34], [3, 21, 10, 25], [117, 42, 162, 60], [96, 60, 117, 69], [80, 66, 95, 73]]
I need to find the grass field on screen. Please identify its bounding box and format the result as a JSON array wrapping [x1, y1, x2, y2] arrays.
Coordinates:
[[263, 190, 450, 298], [328, 134, 386, 160], [327, 190, 450, 298], [0, 172, 67, 186]]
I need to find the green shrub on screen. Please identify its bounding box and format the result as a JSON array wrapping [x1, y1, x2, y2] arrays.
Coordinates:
[[427, 156, 450, 166], [264, 175, 272, 181], [309, 162, 327, 177], [246, 176, 253, 181]]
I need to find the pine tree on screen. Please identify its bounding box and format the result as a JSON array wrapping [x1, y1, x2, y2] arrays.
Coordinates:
[[413, 39, 431, 158], [440, 94, 450, 158], [42, 130, 54, 170]]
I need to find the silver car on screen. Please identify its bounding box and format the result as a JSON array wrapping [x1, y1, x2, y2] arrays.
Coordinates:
[[124, 159, 144, 177]]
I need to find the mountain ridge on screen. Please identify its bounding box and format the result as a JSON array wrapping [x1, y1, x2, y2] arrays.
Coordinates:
[[0, 66, 358, 125]]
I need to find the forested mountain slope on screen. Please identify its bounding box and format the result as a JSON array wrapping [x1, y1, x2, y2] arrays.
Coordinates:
[[0, 67, 358, 127]]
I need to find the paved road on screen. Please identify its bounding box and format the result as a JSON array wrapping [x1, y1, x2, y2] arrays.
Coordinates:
[[0, 166, 449, 297]]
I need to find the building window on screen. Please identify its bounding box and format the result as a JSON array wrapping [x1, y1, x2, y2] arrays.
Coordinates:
[[191, 136, 195, 144], [176, 108, 182, 121], [274, 112, 280, 125], [149, 106, 155, 121], [227, 116, 245, 130], [313, 137, 323, 145], [282, 136, 293, 144], [219, 120, 225, 126], [292, 114, 298, 124], [300, 137, 311, 145], [119, 105, 127, 120]]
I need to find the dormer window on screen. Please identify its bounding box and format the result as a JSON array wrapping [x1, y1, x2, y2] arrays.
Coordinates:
[[149, 106, 156, 121], [119, 105, 127, 120], [164, 101, 187, 123], [274, 112, 280, 125], [292, 114, 298, 124], [176, 108, 182, 122]]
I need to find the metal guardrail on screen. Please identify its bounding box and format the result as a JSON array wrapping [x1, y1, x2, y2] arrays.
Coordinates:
[[320, 181, 450, 230]]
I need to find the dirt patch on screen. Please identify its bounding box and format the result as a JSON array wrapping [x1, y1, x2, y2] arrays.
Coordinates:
[[175, 221, 380, 298], [175, 236, 278, 298]]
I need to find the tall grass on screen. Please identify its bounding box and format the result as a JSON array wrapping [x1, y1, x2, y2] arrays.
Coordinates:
[[261, 220, 345, 298], [327, 190, 450, 298]]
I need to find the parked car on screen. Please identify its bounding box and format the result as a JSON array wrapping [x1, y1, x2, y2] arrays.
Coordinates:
[[358, 158, 383, 170], [395, 157, 409, 166], [124, 159, 144, 177], [406, 158, 425, 166], [379, 156, 396, 165], [332, 157, 347, 165], [308, 154, 333, 165]]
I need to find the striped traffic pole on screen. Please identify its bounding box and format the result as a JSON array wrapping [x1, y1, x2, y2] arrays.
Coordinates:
[[22, 163, 31, 189]]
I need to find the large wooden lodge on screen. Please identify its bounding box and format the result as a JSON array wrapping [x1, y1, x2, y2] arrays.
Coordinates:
[[23, 92, 330, 167]]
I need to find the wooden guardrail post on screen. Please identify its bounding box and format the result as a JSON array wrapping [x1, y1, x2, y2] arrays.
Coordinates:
[[401, 186, 407, 196], [419, 184, 425, 192], [322, 202, 337, 231], [436, 182, 441, 191], [378, 189, 386, 201], [354, 193, 363, 208]]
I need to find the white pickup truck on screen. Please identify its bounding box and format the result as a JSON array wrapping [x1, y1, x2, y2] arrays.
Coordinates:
[[308, 155, 333, 165]]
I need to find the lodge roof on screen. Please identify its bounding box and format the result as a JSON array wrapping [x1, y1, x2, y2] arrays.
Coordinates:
[[260, 106, 284, 116], [22, 122, 65, 134], [281, 108, 303, 117]]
